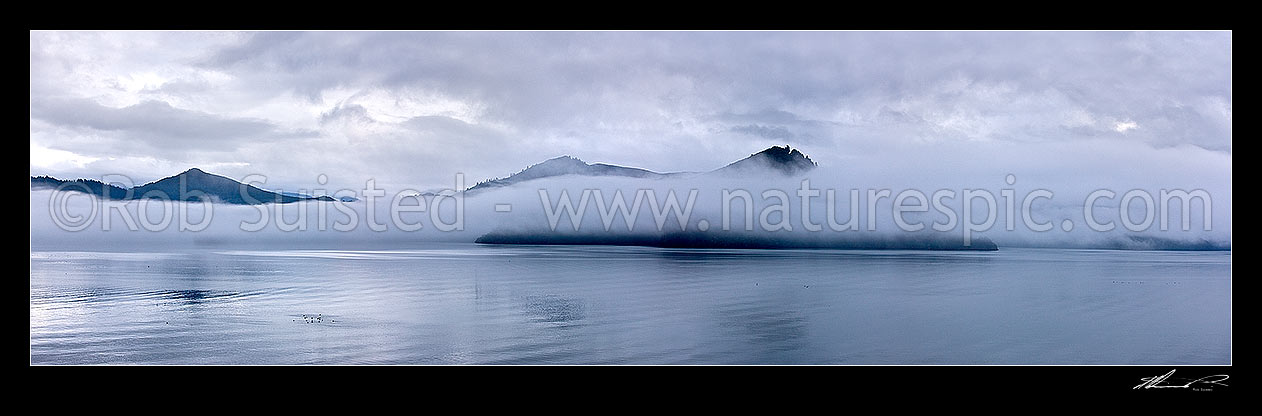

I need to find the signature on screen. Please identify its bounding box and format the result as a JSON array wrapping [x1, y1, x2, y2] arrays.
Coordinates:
[[1134, 369, 1229, 390]]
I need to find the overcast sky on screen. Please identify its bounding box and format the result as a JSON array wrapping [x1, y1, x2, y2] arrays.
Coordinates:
[[30, 31, 1231, 192]]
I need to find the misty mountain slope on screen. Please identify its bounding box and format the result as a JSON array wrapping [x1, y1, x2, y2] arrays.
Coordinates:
[[278, 190, 360, 202], [31, 176, 131, 199], [712, 145, 817, 176], [465, 145, 816, 195], [30, 168, 339, 205], [465, 145, 1002, 251], [465, 156, 687, 194]]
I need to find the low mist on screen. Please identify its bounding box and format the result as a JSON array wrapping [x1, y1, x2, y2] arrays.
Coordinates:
[[31, 138, 1230, 251]]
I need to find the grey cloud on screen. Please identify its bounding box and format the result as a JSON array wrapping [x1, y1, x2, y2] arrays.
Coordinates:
[[1142, 103, 1232, 152], [308, 100, 519, 189], [30, 97, 314, 152], [200, 31, 305, 68], [191, 31, 1231, 153], [318, 101, 501, 141], [714, 109, 805, 125], [876, 107, 925, 125], [730, 124, 794, 140], [141, 78, 213, 96], [401, 114, 484, 134], [711, 109, 833, 147], [319, 103, 372, 125]]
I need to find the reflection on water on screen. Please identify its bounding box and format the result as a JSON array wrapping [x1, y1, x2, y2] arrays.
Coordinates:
[[715, 300, 808, 364], [156, 289, 256, 306], [30, 243, 1231, 365], [521, 295, 586, 326]]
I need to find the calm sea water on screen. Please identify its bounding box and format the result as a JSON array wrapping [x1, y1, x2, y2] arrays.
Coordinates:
[[29, 243, 1231, 365]]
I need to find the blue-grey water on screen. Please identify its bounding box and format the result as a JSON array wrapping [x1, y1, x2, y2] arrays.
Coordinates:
[[29, 244, 1231, 365]]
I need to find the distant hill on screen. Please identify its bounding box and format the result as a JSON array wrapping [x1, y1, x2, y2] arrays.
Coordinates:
[[712, 145, 817, 176], [31, 168, 342, 205], [465, 156, 682, 194], [33, 145, 820, 203], [279, 190, 359, 202], [465, 145, 816, 194], [31, 176, 131, 199]]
